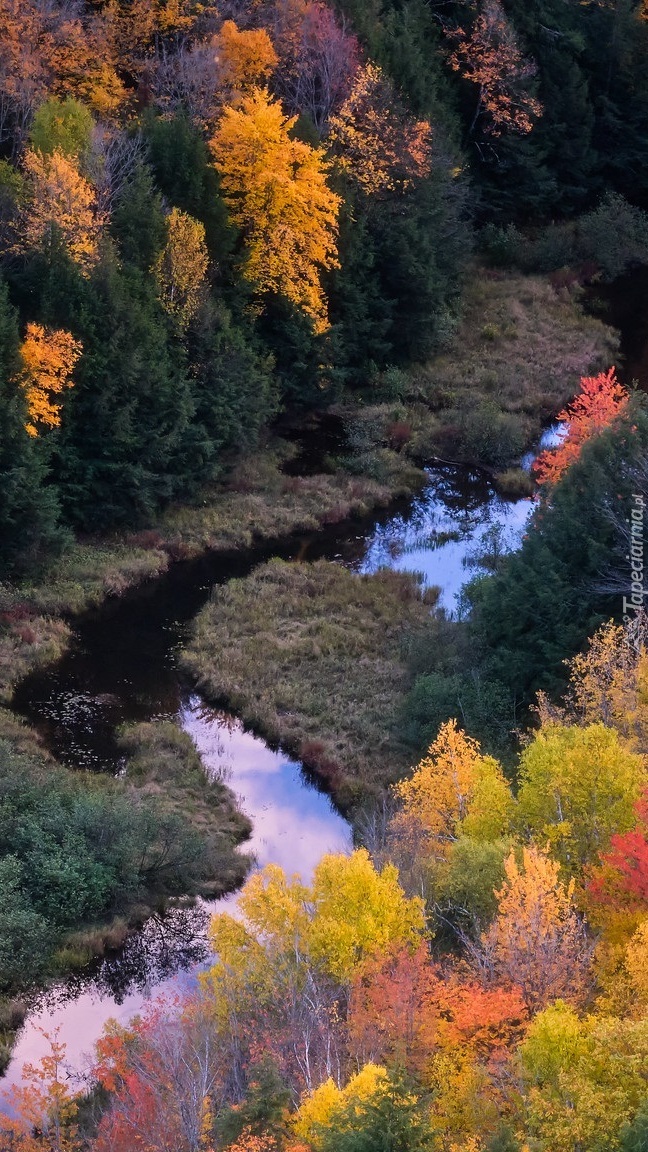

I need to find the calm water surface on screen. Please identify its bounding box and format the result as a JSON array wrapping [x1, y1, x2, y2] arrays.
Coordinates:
[[3, 431, 559, 1089]]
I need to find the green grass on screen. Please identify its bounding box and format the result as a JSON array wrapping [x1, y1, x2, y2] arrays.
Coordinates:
[[181, 559, 441, 810]]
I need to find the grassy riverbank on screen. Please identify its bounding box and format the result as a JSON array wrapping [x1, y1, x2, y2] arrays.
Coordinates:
[[181, 560, 441, 810], [348, 271, 618, 480], [0, 446, 424, 704], [0, 710, 251, 1069], [0, 270, 615, 704]]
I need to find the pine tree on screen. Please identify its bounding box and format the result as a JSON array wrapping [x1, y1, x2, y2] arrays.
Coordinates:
[[0, 277, 66, 576]]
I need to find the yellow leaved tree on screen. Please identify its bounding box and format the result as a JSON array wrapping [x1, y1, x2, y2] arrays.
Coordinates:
[[292, 1064, 388, 1147], [154, 208, 209, 328], [20, 148, 106, 271], [393, 719, 514, 855], [201, 851, 424, 1092], [210, 87, 340, 333], [17, 322, 82, 437]]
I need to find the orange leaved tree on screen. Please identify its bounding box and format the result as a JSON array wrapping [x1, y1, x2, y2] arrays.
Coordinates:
[[19, 148, 106, 271], [17, 322, 82, 437], [533, 368, 628, 486], [473, 846, 591, 1011], [448, 0, 542, 137], [210, 88, 340, 333]]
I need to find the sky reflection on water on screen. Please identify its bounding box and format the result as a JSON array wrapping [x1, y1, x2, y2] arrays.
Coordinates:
[[3, 448, 547, 1090]]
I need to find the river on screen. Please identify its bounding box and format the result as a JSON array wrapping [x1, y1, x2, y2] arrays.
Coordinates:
[[2, 428, 559, 1090]]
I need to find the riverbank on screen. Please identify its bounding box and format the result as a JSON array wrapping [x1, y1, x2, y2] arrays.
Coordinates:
[[0, 270, 615, 706], [347, 270, 618, 476], [0, 445, 425, 705], [0, 266, 618, 1071], [0, 711, 252, 1072], [181, 560, 442, 811]]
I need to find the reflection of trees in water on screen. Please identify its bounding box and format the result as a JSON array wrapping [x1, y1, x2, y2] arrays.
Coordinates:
[[22, 903, 212, 1014], [361, 470, 519, 568], [95, 904, 212, 1003]]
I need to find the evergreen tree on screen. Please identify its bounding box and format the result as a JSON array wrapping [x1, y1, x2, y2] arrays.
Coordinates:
[[46, 246, 202, 529], [319, 1070, 434, 1152], [468, 399, 648, 709], [110, 161, 166, 271], [144, 112, 235, 262], [0, 277, 66, 576], [188, 298, 277, 460]]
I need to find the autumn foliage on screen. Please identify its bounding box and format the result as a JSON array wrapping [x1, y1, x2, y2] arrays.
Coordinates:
[[448, 0, 542, 137], [154, 208, 209, 328], [17, 322, 82, 437], [211, 88, 340, 332], [533, 368, 629, 486], [329, 63, 432, 196], [19, 148, 106, 271], [475, 846, 591, 1011]]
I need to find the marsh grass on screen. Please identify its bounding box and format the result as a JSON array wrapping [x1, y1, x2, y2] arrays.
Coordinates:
[[379, 271, 618, 467], [0, 595, 70, 703], [0, 448, 425, 701], [116, 720, 253, 896], [182, 559, 440, 810]]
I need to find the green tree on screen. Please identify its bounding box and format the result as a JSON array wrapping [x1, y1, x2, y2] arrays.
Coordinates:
[[144, 112, 234, 262], [517, 723, 647, 875], [29, 97, 94, 161], [621, 1101, 648, 1152], [467, 399, 648, 712], [0, 276, 65, 576], [44, 245, 203, 529], [318, 1069, 434, 1152]]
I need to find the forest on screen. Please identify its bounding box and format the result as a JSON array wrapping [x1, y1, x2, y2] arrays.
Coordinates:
[[2, 0, 648, 1148]]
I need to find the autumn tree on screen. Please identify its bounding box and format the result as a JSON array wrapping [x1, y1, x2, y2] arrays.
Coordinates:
[[153, 21, 278, 129], [473, 846, 591, 1011], [347, 942, 526, 1075], [211, 88, 340, 332], [447, 0, 542, 137], [270, 0, 359, 131], [202, 851, 424, 1095], [93, 1002, 222, 1152], [533, 368, 629, 487], [317, 1068, 434, 1152], [19, 148, 106, 271], [328, 63, 432, 196], [393, 720, 514, 859], [587, 789, 648, 922], [1, 1029, 83, 1152], [214, 20, 279, 103], [16, 323, 82, 438], [516, 723, 647, 876], [0, 0, 124, 154], [0, 277, 64, 576], [292, 1064, 389, 1148], [0, 0, 53, 153], [155, 208, 209, 328], [558, 615, 648, 745], [519, 1004, 648, 1152]]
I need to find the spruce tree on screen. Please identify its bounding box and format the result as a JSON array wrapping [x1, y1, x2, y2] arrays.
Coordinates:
[[0, 277, 66, 576]]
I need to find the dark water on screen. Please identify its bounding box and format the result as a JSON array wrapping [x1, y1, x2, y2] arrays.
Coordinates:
[[2, 430, 558, 1087]]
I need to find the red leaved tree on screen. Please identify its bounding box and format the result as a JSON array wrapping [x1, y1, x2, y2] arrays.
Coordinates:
[[533, 367, 629, 486], [587, 789, 648, 915], [348, 942, 526, 1075]]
